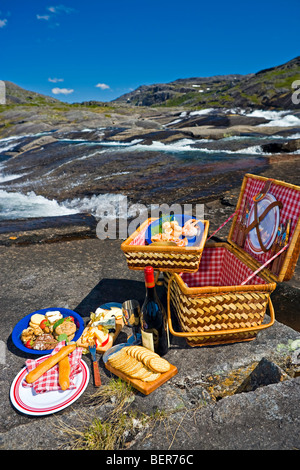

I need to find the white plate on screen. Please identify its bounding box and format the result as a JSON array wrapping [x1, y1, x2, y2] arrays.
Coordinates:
[[10, 357, 89, 416], [247, 193, 280, 255]]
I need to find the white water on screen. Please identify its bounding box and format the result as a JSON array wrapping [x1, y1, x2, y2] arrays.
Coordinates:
[[242, 109, 300, 127], [109, 137, 299, 156], [0, 172, 27, 183], [164, 108, 300, 129], [0, 190, 78, 219], [0, 190, 130, 220]]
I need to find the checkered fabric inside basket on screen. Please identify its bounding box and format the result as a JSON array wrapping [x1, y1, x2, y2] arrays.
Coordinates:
[[181, 246, 267, 287], [232, 176, 300, 264], [129, 225, 148, 245]]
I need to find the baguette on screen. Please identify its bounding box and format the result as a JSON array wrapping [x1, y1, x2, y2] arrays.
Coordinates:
[[25, 343, 76, 384], [58, 355, 70, 390]]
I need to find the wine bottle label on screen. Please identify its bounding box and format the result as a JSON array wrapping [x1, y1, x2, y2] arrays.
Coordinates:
[[141, 330, 155, 352]]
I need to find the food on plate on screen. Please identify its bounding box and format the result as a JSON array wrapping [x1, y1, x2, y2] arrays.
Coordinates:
[[58, 355, 71, 391], [32, 333, 58, 351], [182, 220, 198, 237], [25, 343, 77, 384], [107, 345, 171, 382], [39, 311, 63, 333], [77, 306, 122, 351], [28, 314, 45, 336], [151, 218, 200, 246], [93, 306, 123, 322], [45, 310, 63, 324], [53, 318, 77, 342], [29, 313, 46, 327], [20, 312, 78, 351], [21, 327, 36, 346]]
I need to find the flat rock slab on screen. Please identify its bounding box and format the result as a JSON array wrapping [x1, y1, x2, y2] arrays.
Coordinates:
[[0, 213, 97, 245]]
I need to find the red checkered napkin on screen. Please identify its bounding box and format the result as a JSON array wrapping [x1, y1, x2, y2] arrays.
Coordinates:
[[23, 342, 83, 394]]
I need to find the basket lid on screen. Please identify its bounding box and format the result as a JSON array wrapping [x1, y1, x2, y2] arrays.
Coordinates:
[[228, 173, 300, 283]]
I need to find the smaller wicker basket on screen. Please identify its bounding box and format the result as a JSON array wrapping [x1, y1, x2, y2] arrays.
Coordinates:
[[121, 217, 209, 273]]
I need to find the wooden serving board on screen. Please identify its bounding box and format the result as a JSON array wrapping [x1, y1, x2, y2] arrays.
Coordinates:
[[105, 362, 178, 395], [96, 319, 123, 353]]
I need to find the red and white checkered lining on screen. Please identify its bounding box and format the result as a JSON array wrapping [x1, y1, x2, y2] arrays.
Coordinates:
[[231, 176, 300, 265], [129, 225, 148, 246], [181, 246, 267, 287], [23, 342, 83, 394]]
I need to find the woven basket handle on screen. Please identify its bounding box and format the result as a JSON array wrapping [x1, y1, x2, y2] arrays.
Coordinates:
[[240, 243, 289, 285], [166, 274, 275, 338]]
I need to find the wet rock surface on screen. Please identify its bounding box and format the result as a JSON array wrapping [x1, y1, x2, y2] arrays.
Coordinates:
[[0, 213, 97, 246]]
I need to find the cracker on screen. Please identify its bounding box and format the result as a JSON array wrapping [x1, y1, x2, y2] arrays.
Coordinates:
[[143, 353, 157, 367], [143, 372, 161, 382], [108, 346, 169, 383], [149, 357, 170, 373], [127, 346, 140, 358], [126, 362, 144, 377], [136, 348, 147, 361], [117, 356, 134, 371], [130, 364, 152, 379], [139, 350, 156, 364], [108, 349, 128, 368], [120, 356, 140, 374], [130, 368, 148, 379]]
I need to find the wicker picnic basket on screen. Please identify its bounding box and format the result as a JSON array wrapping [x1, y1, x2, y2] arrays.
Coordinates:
[[121, 217, 209, 273], [164, 173, 300, 347]]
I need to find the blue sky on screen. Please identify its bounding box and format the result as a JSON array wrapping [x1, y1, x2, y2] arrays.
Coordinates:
[[1, 0, 299, 103]]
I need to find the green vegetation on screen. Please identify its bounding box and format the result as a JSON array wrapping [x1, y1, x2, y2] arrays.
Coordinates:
[[118, 57, 300, 109], [56, 377, 207, 450]]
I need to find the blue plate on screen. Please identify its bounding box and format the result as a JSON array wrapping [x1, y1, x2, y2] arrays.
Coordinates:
[[145, 214, 204, 247], [98, 302, 122, 311], [12, 307, 85, 355]]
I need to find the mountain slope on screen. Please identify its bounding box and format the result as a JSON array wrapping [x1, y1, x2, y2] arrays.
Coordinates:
[[114, 56, 300, 109], [4, 81, 62, 106]]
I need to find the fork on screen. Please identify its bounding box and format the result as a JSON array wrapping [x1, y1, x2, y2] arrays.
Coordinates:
[[89, 343, 101, 387]]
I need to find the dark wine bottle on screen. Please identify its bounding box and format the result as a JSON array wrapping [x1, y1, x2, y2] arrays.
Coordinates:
[[140, 266, 169, 356]]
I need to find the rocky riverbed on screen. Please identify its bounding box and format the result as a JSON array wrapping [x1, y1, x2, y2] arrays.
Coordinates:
[[1, 105, 300, 222], [1, 104, 300, 451]]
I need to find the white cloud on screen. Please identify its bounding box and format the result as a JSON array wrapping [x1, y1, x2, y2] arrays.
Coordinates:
[[37, 5, 75, 25], [48, 77, 64, 83], [36, 14, 50, 20], [0, 18, 7, 28], [47, 5, 75, 14], [52, 87, 74, 95], [96, 83, 110, 90]]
